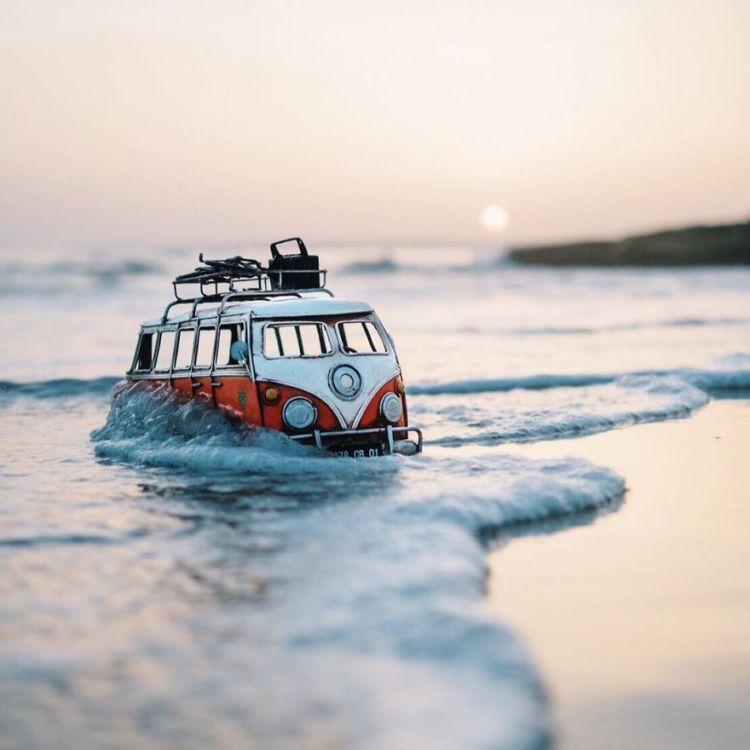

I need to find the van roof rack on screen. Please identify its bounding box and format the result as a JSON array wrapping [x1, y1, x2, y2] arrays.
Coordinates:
[[172, 238, 328, 301]]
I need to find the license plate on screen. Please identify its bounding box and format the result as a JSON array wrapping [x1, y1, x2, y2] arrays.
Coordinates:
[[329, 443, 383, 458]]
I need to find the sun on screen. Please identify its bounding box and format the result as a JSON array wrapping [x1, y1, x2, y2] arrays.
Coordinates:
[[479, 204, 510, 233]]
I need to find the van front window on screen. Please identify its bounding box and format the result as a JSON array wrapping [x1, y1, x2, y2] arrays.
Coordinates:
[[337, 321, 387, 354], [264, 323, 332, 358]]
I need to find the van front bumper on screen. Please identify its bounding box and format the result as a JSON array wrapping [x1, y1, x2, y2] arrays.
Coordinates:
[[289, 425, 423, 456]]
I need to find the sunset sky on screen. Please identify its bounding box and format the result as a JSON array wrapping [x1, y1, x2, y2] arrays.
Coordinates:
[[1, 0, 748, 247]]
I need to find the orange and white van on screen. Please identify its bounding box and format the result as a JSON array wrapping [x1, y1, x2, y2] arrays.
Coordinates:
[[125, 239, 422, 456]]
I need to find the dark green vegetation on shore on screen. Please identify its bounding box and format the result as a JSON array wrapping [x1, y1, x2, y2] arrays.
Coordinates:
[[510, 220, 750, 266]]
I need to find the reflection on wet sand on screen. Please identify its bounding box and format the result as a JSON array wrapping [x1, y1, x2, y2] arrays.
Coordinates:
[[488, 400, 750, 749]]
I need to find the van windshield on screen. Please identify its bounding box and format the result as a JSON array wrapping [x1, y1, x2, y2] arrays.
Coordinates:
[[264, 323, 332, 358], [337, 321, 387, 354]]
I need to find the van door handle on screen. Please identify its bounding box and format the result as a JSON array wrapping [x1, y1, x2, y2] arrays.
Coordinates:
[[211, 381, 223, 388]]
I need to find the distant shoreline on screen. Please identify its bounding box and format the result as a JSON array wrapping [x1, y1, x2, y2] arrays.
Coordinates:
[[509, 220, 750, 266]]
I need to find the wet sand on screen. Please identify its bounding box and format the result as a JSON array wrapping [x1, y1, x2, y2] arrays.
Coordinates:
[[487, 400, 750, 749]]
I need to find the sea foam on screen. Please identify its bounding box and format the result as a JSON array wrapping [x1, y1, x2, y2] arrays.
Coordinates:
[[84, 384, 625, 749]]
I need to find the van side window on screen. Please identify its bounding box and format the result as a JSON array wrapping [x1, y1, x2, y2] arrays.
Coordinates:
[[194, 327, 215, 369], [174, 328, 195, 370], [337, 321, 386, 354], [134, 333, 154, 371], [264, 323, 331, 358], [154, 330, 176, 372], [216, 323, 246, 367]]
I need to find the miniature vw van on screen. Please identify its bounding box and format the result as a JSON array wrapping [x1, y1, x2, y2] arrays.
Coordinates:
[[125, 238, 422, 456]]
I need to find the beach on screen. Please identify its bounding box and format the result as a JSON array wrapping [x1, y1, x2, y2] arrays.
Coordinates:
[[1, 247, 748, 749], [488, 399, 750, 749]]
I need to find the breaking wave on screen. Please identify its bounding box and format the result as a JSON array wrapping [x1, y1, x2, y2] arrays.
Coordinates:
[[0, 257, 163, 296], [338, 258, 403, 274], [427, 315, 750, 337], [412, 373, 613, 394], [0, 376, 121, 400], [6, 358, 749, 455], [83, 382, 625, 748], [414, 374, 711, 446], [410, 359, 750, 397]]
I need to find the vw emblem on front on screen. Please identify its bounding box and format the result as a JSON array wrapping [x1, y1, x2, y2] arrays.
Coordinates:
[[329, 364, 362, 399]]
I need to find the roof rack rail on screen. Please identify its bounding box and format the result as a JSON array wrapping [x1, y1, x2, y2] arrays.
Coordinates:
[[162, 239, 332, 323], [159, 287, 335, 325], [172, 239, 328, 300]]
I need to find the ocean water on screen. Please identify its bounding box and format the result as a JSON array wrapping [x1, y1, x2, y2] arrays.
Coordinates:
[[1, 245, 748, 749]]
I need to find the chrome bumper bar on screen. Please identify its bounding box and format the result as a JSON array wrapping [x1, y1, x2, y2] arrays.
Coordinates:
[[289, 425, 423, 455]]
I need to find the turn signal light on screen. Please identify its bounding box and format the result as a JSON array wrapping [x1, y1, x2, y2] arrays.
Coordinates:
[[264, 386, 280, 403], [395, 378, 406, 394]]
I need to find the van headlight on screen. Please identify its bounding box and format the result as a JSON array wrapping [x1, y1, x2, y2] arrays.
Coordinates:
[[380, 393, 403, 424], [282, 397, 317, 431]]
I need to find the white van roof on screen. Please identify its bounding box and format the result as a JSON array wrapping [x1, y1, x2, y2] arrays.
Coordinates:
[[238, 297, 373, 319], [144, 297, 373, 327]]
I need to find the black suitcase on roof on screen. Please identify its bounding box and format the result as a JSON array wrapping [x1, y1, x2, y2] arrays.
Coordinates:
[[268, 237, 321, 290]]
